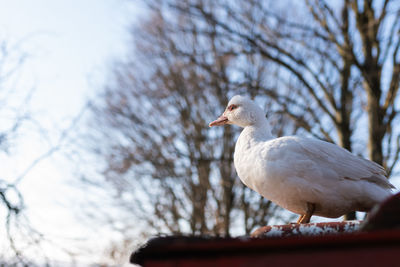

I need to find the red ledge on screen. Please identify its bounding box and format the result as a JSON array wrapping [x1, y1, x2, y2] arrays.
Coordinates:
[[131, 192, 400, 266]]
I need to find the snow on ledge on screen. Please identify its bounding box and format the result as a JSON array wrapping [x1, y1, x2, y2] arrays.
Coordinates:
[[251, 221, 361, 238]]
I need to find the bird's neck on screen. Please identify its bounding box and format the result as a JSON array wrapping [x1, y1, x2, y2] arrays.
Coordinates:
[[241, 120, 274, 143]]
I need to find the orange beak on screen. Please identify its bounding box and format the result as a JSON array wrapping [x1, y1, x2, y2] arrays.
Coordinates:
[[209, 115, 229, 127]]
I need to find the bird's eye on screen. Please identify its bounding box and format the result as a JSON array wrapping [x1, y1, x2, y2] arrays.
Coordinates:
[[227, 104, 238, 111]]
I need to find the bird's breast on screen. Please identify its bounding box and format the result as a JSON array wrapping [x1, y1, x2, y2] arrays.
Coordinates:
[[234, 142, 278, 195], [233, 140, 318, 216]]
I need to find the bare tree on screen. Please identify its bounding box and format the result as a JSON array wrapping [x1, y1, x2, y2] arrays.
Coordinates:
[[0, 39, 80, 266], [86, 4, 296, 247], [163, 0, 400, 220], [0, 39, 33, 265], [86, 4, 400, 260]]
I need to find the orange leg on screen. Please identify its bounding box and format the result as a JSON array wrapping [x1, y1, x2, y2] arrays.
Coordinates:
[[297, 202, 315, 224], [296, 214, 305, 224]]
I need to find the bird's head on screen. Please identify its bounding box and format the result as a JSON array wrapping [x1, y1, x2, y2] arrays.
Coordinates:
[[209, 95, 265, 128]]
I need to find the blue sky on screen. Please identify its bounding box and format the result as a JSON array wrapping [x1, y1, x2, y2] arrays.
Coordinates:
[[0, 0, 143, 264], [0, 0, 399, 265], [0, 0, 137, 116]]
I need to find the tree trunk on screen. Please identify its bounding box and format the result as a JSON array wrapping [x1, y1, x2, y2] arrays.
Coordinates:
[[366, 87, 384, 165], [338, 60, 356, 221]]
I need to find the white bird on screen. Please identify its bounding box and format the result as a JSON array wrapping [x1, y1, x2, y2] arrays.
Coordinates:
[[209, 95, 395, 223]]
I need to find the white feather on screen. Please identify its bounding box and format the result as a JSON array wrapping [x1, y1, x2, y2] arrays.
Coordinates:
[[217, 95, 394, 218]]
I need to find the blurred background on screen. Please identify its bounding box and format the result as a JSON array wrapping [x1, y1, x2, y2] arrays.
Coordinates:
[[0, 0, 400, 266]]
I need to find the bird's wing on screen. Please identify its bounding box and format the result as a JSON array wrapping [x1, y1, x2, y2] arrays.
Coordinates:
[[294, 137, 395, 190]]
